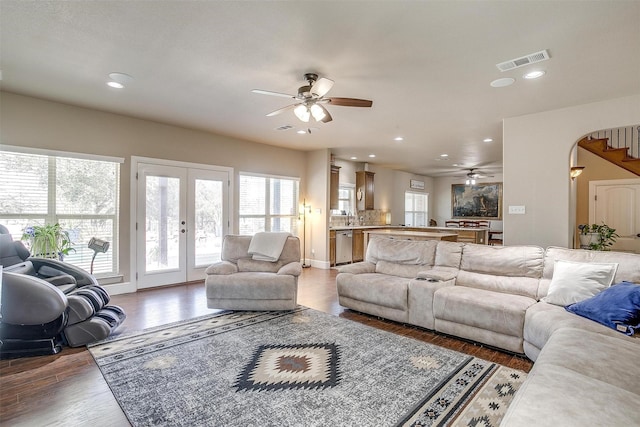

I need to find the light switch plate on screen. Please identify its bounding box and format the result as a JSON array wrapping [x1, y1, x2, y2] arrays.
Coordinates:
[[509, 205, 526, 214]]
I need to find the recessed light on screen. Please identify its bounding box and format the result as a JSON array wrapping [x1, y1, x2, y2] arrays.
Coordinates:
[[440, 154, 449, 158], [368, 154, 376, 158], [350, 156, 357, 160], [297, 130, 306, 134], [523, 70, 545, 79], [394, 137, 404, 141], [483, 138, 493, 143], [107, 72, 133, 89], [490, 77, 515, 88], [108, 72, 134, 84]]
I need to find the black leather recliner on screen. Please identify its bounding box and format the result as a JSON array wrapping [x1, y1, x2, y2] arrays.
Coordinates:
[[0, 226, 126, 358]]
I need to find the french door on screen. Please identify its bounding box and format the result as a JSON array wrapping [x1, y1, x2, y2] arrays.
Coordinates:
[[136, 161, 230, 288]]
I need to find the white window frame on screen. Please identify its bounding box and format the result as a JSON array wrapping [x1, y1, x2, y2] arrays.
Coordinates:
[[0, 145, 123, 278], [239, 172, 300, 235], [404, 191, 429, 227]]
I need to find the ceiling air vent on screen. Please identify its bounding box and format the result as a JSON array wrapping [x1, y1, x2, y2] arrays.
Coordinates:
[[496, 49, 550, 72], [275, 125, 294, 131]]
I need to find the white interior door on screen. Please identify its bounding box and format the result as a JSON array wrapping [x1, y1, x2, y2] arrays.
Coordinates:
[[590, 179, 640, 253], [136, 162, 230, 288]]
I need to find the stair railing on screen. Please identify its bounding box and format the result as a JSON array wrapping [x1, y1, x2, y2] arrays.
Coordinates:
[[587, 125, 640, 159]]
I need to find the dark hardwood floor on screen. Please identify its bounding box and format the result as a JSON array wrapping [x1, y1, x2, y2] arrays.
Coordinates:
[[0, 267, 532, 426]]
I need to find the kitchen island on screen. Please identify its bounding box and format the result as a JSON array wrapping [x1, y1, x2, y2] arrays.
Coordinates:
[[363, 229, 458, 247], [329, 225, 489, 266]]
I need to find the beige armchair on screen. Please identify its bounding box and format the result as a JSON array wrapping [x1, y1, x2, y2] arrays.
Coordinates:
[[204, 234, 302, 310]]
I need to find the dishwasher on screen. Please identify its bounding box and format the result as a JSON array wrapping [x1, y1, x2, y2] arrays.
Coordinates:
[[335, 230, 353, 264]]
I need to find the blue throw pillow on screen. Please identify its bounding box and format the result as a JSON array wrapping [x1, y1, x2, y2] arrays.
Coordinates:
[[565, 282, 640, 336]]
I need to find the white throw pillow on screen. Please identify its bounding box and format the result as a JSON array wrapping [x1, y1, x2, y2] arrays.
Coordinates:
[[542, 260, 618, 306]]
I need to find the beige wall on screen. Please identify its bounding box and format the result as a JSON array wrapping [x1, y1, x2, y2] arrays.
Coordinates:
[[391, 171, 434, 226], [503, 94, 640, 248], [305, 149, 330, 267], [1, 91, 308, 281]]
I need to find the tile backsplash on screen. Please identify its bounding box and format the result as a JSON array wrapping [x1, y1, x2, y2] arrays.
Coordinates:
[[330, 209, 390, 227]]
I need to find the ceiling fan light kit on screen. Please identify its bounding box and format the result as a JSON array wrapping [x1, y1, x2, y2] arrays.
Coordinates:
[[294, 104, 310, 122], [253, 72, 372, 124]]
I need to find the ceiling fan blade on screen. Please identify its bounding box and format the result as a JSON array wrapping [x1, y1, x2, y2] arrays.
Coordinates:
[[252, 89, 297, 99], [318, 105, 332, 123], [327, 97, 373, 107], [310, 77, 334, 97], [266, 104, 298, 117]]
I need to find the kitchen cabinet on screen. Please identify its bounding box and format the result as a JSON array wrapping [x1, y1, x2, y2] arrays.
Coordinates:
[[330, 165, 340, 210], [352, 229, 364, 262], [329, 230, 336, 267], [356, 171, 375, 211]]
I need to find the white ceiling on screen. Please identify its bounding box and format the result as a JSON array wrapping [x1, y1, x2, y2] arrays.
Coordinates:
[[1, 1, 639, 177]]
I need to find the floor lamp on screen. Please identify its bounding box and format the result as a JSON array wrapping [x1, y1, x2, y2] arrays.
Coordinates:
[[88, 237, 110, 274], [300, 199, 311, 268]]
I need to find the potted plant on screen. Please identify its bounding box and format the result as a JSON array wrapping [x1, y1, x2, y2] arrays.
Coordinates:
[[578, 223, 619, 251], [22, 223, 76, 260]]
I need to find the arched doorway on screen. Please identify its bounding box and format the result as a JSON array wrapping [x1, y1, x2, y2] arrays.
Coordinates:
[[570, 126, 640, 253]]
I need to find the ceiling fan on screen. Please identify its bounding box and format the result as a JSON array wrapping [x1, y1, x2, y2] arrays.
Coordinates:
[[252, 73, 373, 123], [459, 168, 495, 185]]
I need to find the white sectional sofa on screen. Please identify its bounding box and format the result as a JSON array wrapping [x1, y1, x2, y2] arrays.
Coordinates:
[[336, 237, 640, 426]]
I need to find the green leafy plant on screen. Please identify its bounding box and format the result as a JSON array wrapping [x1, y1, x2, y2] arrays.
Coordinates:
[[578, 223, 619, 251], [22, 223, 76, 259]]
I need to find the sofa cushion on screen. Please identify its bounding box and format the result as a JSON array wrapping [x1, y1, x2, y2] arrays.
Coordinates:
[[455, 270, 540, 299], [433, 286, 536, 338], [365, 237, 436, 266], [539, 246, 640, 298], [501, 363, 640, 427], [206, 272, 296, 300], [523, 301, 635, 358], [460, 244, 544, 278], [533, 328, 640, 394], [502, 328, 640, 426], [336, 273, 409, 311], [565, 281, 640, 335], [434, 241, 464, 269], [542, 260, 618, 306], [456, 244, 544, 299], [237, 257, 288, 273], [205, 261, 238, 275], [221, 235, 300, 266], [375, 260, 426, 279]]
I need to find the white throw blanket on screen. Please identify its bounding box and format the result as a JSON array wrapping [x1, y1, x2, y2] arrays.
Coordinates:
[[248, 232, 291, 262]]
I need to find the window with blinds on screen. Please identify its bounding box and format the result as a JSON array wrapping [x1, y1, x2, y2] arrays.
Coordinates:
[[0, 148, 121, 277], [405, 191, 429, 227], [239, 173, 299, 235]]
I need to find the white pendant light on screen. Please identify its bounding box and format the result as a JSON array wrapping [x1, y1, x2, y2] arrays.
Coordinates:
[[310, 104, 326, 121], [294, 105, 310, 122]]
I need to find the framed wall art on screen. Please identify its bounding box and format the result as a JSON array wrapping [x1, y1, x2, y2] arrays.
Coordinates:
[[451, 182, 503, 220], [410, 179, 425, 190]]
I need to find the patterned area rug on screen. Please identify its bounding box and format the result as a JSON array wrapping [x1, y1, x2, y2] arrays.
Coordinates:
[[89, 307, 525, 426]]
